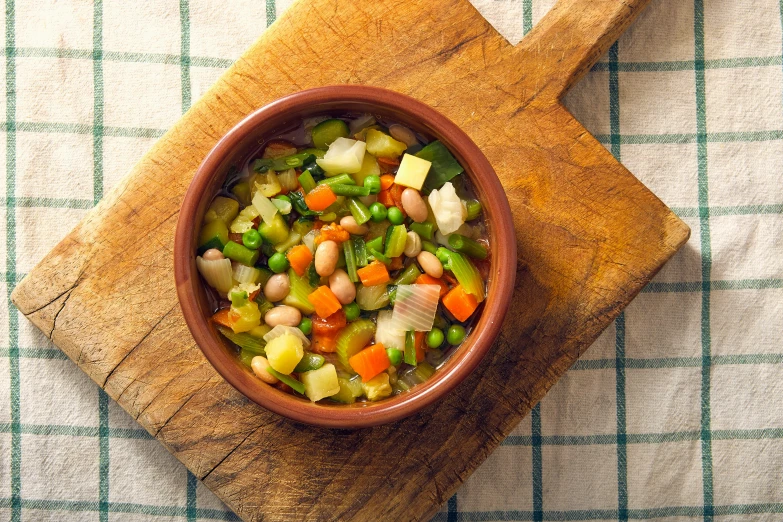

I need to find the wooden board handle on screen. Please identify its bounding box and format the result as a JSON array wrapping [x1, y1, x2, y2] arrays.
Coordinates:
[[514, 0, 653, 103]]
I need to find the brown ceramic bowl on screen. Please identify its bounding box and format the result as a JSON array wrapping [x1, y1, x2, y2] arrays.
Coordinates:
[[174, 85, 516, 429]]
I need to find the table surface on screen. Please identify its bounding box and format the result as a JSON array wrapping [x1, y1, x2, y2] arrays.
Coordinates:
[[2, 0, 781, 520]]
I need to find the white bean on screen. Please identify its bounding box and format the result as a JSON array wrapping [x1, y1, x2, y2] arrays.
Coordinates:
[[340, 216, 368, 235], [403, 231, 422, 257], [251, 356, 279, 384], [264, 273, 290, 302], [417, 251, 443, 278], [315, 240, 339, 277], [401, 188, 429, 223], [329, 269, 356, 305], [264, 305, 301, 327], [388, 124, 418, 147], [202, 248, 224, 261]]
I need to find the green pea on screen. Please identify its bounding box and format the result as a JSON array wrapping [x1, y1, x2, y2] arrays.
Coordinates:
[[242, 229, 262, 250], [298, 317, 312, 335], [268, 252, 289, 274], [386, 348, 403, 366], [363, 175, 381, 195], [446, 325, 466, 345], [343, 302, 361, 321], [369, 202, 388, 222], [387, 206, 404, 225], [426, 328, 444, 348]]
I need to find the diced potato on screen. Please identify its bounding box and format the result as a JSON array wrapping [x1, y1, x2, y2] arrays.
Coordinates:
[[301, 363, 341, 402], [365, 129, 407, 158], [204, 196, 239, 225], [229, 205, 260, 234], [394, 154, 432, 191], [230, 302, 262, 333], [362, 372, 392, 401], [352, 151, 380, 186], [316, 138, 366, 174], [265, 333, 304, 374], [248, 324, 272, 339]]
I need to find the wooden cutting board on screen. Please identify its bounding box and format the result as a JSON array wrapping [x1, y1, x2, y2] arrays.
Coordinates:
[[11, 0, 689, 520]]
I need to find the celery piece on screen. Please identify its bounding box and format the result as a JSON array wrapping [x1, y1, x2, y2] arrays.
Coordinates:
[[384, 225, 407, 258], [400, 362, 436, 388], [274, 231, 302, 254], [394, 264, 422, 285], [317, 173, 355, 186], [258, 213, 290, 245], [365, 236, 383, 253], [347, 198, 372, 225], [336, 319, 377, 370], [448, 234, 488, 260], [198, 219, 228, 253], [217, 326, 266, 354], [353, 237, 368, 267], [356, 284, 390, 311], [253, 152, 311, 172], [282, 268, 317, 314], [223, 241, 259, 266], [298, 171, 316, 193], [421, 240, 437, 255], [205, 196, 239, 225], [404, 330, 417, 366], [239, 349, 256, 367], [343, 241, 359, 283], [330, 376, 358, 404], [312, 119, 349, 150], [447, 250, 485, 301], [409, 222, 434, 241], [465, 199, 483, 221], [294, 352, 325, 372], [266, 367, 306, 395], [307, 263, 321, 288], [254, 293, 274, 317], [416, 140, 464, 192]]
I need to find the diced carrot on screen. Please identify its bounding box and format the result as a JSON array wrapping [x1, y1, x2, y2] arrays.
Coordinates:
[[312, 334, 338, 353], [415, 273, 449, 297], [388, 256, 404, 271], [307, 285, 343, 318], [349, 343, 391, 382], [313, 219, 325, 230], [304, 184, 338, 211], [314, 223, 350, 245], [211, 308, 236, 329], [378, 190, 395, 207], [357, 261, 390, 286], [380, 174, 395, 191], [415, 332, 426, 362], [286, 244, 313, 277], [442, 284, 480, 322], [312, 309, 347, 336]]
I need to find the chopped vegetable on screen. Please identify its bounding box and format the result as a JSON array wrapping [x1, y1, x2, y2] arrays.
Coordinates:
[[330, 376, 363, 404], [253, 152, 311, 171], [347, 197, 371, 225], [316, 137, 366, 174], [286, 244, 313, 277], [375, 310, 405, 350], [266, 367, 306, 395], [198, 219, 229, 254], [384, 225, 407, 258], [254, 171, 282, 197], [222, 241, 259, 267], [349, 344, 390, 382], [211, 308, 235, 329], [304, 184, 338, 211], [233, 263, 262, 285], [447, 250, 485, 301], [294, 352, 326, 372], [415, 273, 449, 297], [427, 182, 465, 235], [355, 283, 390, 310], [409, 222, 434, 241], [314, 223, 350, 245], [263, 325, 311, 348], [196, 257, 233, 294], [394, 264, 422, 285], [442, 284, 480, 322], [274, 231, 302, 254], [335, 319, 376, 369], [394, 154, 432, 191], [312, 119, 349, 150], [228, 301, 262, 333], [404, 331, 417, 366], [300, 363, 341, 401], [343, 240, 359, 282], [448, 233, 488, 260], [311, 309, 347, 336], [258, 213, 290, 245], [390, 284, 441, 332], [308, 285, 343, 318], [416, 140, 464, 192], [265, 333, 304, 374], [282, 268, 317, 314], [353, 152, 381, 186], [204, 196, 239, 225], [216, 326, 266, 354], [362, 372, 392, 401], [298, 171, 316, 193], [357, 260, 390, 287], [365, 129, 407, 158], [312, 334, 338, 353]]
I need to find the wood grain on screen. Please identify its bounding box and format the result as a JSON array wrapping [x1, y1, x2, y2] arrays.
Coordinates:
[[11, 0, 688, 520]]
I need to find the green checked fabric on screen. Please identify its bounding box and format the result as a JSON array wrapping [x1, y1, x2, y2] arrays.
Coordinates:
[[1, 0, 782, 520]]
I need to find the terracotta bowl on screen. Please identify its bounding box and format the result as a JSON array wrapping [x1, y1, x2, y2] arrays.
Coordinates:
[[174, 85, 516, 429]]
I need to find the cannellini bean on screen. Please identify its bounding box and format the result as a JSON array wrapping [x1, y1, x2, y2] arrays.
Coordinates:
[[358, 194, 377, 207], [417, 251, 443, 278], [251, 356, 279, 384], [264, 273, 290, 302], [388, 124, 418, 147], [264, 305, 302, 327], [202, 248, 224, 261], [401, 188, 429, 223], [329, 269, 356, 305], [340, 216, 368, 235], [403, 231, 422, 257], [315, 240, 339, 276]]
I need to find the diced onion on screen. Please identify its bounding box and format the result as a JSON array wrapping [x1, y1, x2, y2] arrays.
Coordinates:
[[428, 182, 465, 235], [233, 263, 262, 285], [272, 198, 292, 215], [252, 191, 279, 225], [263, 324, 311, 348], [229, 205, 260, 234], [277, 168, 298, 192], [375, 310, 405, 351], [391, 284, 441, 332], [316, 138, 366, 174], [302, 229, 319, 253], [196, 256, 233, 294]]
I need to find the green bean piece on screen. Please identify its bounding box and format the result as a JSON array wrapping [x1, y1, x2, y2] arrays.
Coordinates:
[[387, 347, 403, 366], [294, 352, 325, 372], [394, 263, 422, 285], [448, 234, 488, 260], [222, 241, 259, 266], [387, 206, 404, 225], [447, 325, 467, 345], [347, 198, 372, 225], [363, 175, 381, 194], [369, 248, 392, 265], [317, 173, 355, 186], [465, 199, 483, 220], [254, 293, 275, 316], [330, 184, 371, 197], [369, 202, 388, 222], [343, 240, 359, 282], [353, 237, 369, 267], [409, 222, 434, 241], [426, 328, 444, 348], [268, 252, 290, 274], [365, 236, 384, 253], [404, 331, 418, 366], [421, 240, 438, 255], [298, 317, 312, 335], [298, 171, 316, 193], [435, 247, 453, 269], [266, 367, 306, 394], [253, 152, 312, 172], [343, 302, 361, 322], [242, 229, 262, 250]]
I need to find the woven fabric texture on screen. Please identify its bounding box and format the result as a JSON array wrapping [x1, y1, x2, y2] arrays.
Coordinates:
[[1, 0, 781, 520]]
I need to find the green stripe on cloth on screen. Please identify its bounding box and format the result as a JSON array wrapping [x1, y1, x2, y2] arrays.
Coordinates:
[[0, 422, 152, 439], [571, 354, 783, 371], [531, 404, 542, 522], [267, 0, 277, 26], [523, 0, 533, 36], [180, 0, 192, 112], [10, 47, 234, 68], [595, 129, 783, 144], [187, 472, 198, 522], [0, 498, 241, 520], [591, 54, 783, 72], [502, 427, 783, 447]]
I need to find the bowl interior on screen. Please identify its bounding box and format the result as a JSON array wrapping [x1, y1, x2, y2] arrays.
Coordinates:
[[175, 87, 516, 428]]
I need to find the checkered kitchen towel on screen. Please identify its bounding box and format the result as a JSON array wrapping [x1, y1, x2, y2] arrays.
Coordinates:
[[1, 0, 781, 520]]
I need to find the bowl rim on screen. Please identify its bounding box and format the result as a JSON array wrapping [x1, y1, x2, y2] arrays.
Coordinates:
[[174, 85, 517, 428]]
